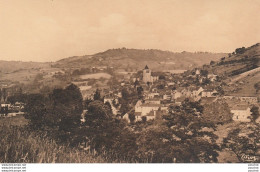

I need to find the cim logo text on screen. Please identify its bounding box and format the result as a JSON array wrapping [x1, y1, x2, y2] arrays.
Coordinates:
[[241, 154, 259, 162]]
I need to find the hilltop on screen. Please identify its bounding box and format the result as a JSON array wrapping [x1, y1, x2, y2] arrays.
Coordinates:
[[0, 60, 51, 73], [53, 48, 226, 71]]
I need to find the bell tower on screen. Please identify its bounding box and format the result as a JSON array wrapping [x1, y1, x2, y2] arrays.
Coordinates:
[[143, 65, 151, 83]]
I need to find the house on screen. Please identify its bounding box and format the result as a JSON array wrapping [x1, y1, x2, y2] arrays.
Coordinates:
[[207, 74, 218, 81], [237, 96, 258, 104], [135, 103, 162, 116], [195, 69, 200, 75], [201, 89, 218, 97], [256, 116, 260, 124], [167, 82, 175, 86], [134, 112, 142, 121], [192, 87, 204, 96], [172, 90, 182, 100], [80, 110, 87, 123], [146, 110, 156, 121], [231, 106, 252, 122], [0, 103, 11, 108], [6, 111, 24, 117], [223, 96, 258, 104], [190, 87, 204, 100], [175, 96, 186, 105], [163, 94, 171, 101], [122, 113, 131, 123], [145, 98, 161, 104], [134, 100, 167, 121], [146, 92, 160, 99]]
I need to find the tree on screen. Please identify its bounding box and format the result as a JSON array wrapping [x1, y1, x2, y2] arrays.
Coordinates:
[[18, 87, 23, 95], [222, 124, 260, 162], [202, 100, 232, 124], [80, 100, 139, 159], [161, 100, 219, 162], [157, 84, 164, 89], [136, 124, 173, 162], [104, 101, 113, 114], [200, 70, 208, 77], [2, 88, 7, 102], [216, 85, 224, 95], [250, 106, 259, 123], [128, 110, 136, 123], [202, 78, 211, 85], [83, 98, 93, 109], [119, 99, 130, 116], [141, 116, 147, 122], [159, 75, 165, 80], [235, 47, 246, 54], [7, 94, 26, 105], [86, 100, 112, 121], [134, 80, 140, 87], [0, 89, 2, 102], [254, 82, 260, 94], [121, 88, 129, 100], [112, 99, 119, 108], [25, 84, 83, 141], [210, 61, 215, 65], [34, 73, 44, 83], [83, 100, 117, 150], [50, 84, 83, 133], [137, 86, 143, 99], [93, 89, 101, 101], [24, 94, 49, 129]]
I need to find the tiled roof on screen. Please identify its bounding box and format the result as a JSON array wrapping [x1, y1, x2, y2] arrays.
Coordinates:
[[175, 97, 186, 102], [134, 112, 142, 116], [141, 104, 162, 107], [146, 98, 161, 101], [231, 105, 250, 110], [200, 97, 216, 104]]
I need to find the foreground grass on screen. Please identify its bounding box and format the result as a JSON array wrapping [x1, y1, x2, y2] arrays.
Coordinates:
[[0, 115, 28, 126], [0, 119, 106, 163]]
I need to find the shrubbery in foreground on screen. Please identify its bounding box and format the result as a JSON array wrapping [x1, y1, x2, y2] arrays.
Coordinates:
[[0, 125, 105, 163]]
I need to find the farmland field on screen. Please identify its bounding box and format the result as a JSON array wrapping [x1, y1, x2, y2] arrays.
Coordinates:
[[79, 73, 111, 80]]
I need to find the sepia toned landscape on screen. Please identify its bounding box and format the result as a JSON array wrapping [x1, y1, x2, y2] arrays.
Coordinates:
[[0, 0, 259, 163]]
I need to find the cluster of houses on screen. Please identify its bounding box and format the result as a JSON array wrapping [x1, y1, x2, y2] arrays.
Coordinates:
[[108, 66, 259, 122], [0, 102, 25, 117], [2, 64, 256, 123], [99, 65, 259, 123]]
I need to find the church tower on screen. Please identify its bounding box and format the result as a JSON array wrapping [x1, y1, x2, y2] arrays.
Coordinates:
[[143, 65, 152, 83]]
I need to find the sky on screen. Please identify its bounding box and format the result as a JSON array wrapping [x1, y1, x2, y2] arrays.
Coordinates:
[[0, 0, 259, 62]]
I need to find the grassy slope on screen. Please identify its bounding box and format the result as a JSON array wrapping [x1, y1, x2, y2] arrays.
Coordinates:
[[0, 116, 106, 163], [204, 43, 260, 96]]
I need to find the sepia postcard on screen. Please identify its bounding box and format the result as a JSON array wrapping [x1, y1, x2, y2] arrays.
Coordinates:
[[0, 0, 259, 171]]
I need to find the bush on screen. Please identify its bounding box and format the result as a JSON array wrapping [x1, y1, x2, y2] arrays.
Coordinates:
[[235, 47, 246, 54]]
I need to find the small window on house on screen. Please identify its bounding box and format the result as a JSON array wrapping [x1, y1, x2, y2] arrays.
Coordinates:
[[237, 116, 238, 119]]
